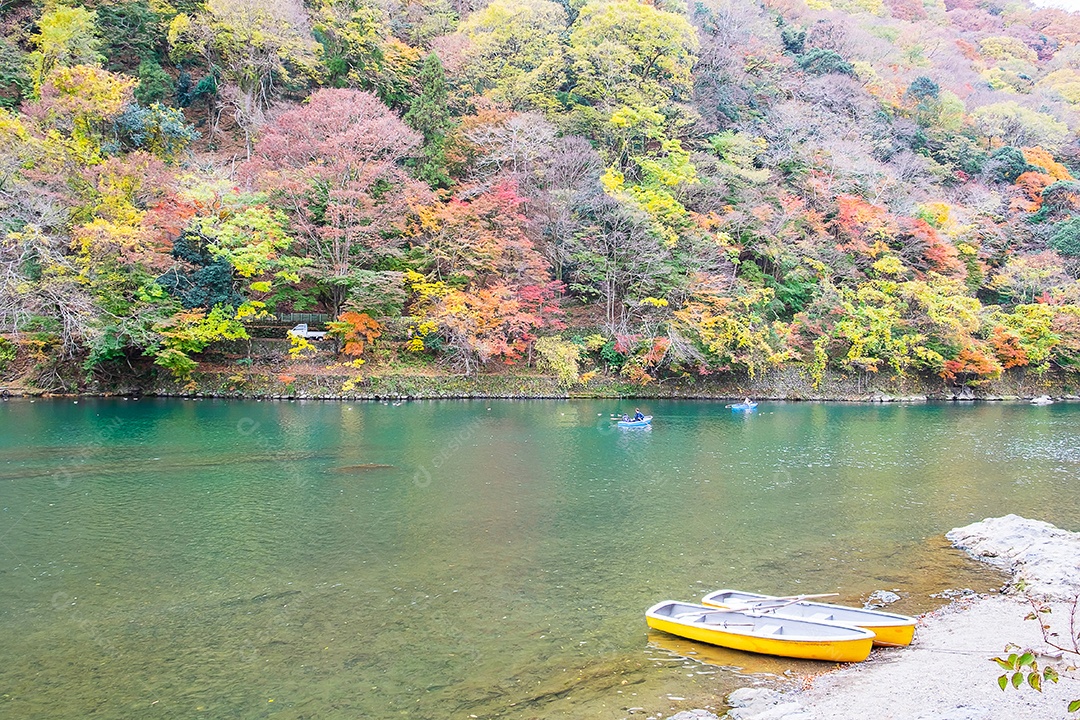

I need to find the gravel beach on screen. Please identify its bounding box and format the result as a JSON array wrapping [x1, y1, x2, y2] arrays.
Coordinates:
[[719, 515, 1080, 720]]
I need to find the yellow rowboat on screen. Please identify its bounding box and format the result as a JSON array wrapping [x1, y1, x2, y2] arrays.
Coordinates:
[[645, 600, 875, 663], [700, 589, 917, 647]]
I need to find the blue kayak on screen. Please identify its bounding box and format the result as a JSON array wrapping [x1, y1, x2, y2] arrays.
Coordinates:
[[729, 402, 757, 411], [617, 415, 652, 427]]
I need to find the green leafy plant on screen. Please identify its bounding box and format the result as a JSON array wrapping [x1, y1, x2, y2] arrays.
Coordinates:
[[992, 646, 1058, 692], [995, 596, 1080, 713]]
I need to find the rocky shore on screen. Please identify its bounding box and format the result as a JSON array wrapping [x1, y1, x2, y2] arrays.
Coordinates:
[[4, 362, 1080, 403], [696, 515, 1080, 720]]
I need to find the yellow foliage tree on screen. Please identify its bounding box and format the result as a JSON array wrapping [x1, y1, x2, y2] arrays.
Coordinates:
[[1022, 147, 1075, 182], [27, 3, 103, 93]]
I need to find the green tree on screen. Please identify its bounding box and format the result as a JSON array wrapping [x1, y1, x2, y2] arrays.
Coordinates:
[[111, 102, 197, 162], [987, 146, 1033, 183], [151, 305, 248, 378], [311, 0, 421, 109], [392, 0, 457, 47], [780, 24, 806, 54], [906, 76, 939, 101], [990, 304, 1060, 374], [134, 59, 174, 105], [313, 0, 383, 88], [568, 0, 698, 107], [905, 75, 941, 126], [31, 64, 137, 162], [602, 131, 698, 249], [671, 286, 794, 378], [534, 335, 583, 386], [188, 202, 311, 319], [1051, 218, 1080, 258], [403, 53, 452, 188], [795, 48, 854, 76], [158, 228, 244, 310]]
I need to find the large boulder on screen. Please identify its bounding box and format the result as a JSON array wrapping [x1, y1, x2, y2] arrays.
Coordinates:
[[947, 514, 1080, 599]]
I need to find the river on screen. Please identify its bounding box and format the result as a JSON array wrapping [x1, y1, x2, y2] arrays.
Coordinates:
[[2, 398, 1077, 719]]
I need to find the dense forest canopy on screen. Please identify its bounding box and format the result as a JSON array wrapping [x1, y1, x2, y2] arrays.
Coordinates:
[[1, 0, 1079, 388]]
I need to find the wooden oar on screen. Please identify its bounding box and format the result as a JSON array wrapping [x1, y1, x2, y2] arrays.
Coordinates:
[[722, 593, 839, 613], [762, 592, 839, 603]]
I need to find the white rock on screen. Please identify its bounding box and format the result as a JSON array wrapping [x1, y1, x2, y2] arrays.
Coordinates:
[[864, 590, 901, 607], [668, 711, 721, 720], [946, 514, 1080, 598], [727, 688, 782, 708], [734, 702, 811, 720], [724, 689, 812, 720]]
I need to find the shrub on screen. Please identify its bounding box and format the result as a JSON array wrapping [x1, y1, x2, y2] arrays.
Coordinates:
[[0, 337, 16, 374], [535, 337, 583, 387]]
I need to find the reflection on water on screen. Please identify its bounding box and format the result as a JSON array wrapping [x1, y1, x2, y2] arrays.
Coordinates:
[[0, 398, 1072, 719], [646, 630, 822, 679]]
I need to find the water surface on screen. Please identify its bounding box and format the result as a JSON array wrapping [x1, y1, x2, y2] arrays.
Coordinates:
[[2, 398, 1076, 719]]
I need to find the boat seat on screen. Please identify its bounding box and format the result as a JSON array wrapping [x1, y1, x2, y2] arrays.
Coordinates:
[[758, 623, 783, 635], [810, 612, 834, 621]]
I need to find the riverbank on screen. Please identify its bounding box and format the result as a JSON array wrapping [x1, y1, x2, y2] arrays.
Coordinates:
[[719, 515, 1080, 720], [4, 361, 1080, 402]]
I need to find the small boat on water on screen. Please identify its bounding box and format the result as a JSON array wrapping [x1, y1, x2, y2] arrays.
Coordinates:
[[700, 589, 916, 647], [646, 600, 875, 662], [728, 401, 757, 411], [617, 415, 652, 427]]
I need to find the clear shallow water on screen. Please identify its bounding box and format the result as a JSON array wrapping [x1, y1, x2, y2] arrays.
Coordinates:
[[1, 398, 1077, 719]]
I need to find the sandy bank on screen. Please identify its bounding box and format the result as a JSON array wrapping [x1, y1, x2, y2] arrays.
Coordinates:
[[719, 515, 1080, 720]]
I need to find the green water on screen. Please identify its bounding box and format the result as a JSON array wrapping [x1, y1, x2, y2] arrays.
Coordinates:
[[1, 398, 1077, 719]]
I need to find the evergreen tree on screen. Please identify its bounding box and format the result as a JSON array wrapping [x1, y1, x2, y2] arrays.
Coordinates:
[[403, 52, 452, 189]]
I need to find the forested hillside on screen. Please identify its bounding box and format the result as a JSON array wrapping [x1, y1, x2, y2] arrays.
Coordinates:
[[1, 0, 1079, 392]]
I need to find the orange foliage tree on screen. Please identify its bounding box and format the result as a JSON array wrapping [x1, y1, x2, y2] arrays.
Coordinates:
[[327, 311, 382, 359], [833, 195, 896, 261], [1011, 171, 1054, 214]]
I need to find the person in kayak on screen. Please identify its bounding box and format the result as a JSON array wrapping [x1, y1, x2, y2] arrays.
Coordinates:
[[633, 408, 645, 421]]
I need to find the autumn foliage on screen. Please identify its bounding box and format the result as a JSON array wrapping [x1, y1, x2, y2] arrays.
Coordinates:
[[2, 0, 1080, 390], [327, 311, 382, 357]]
